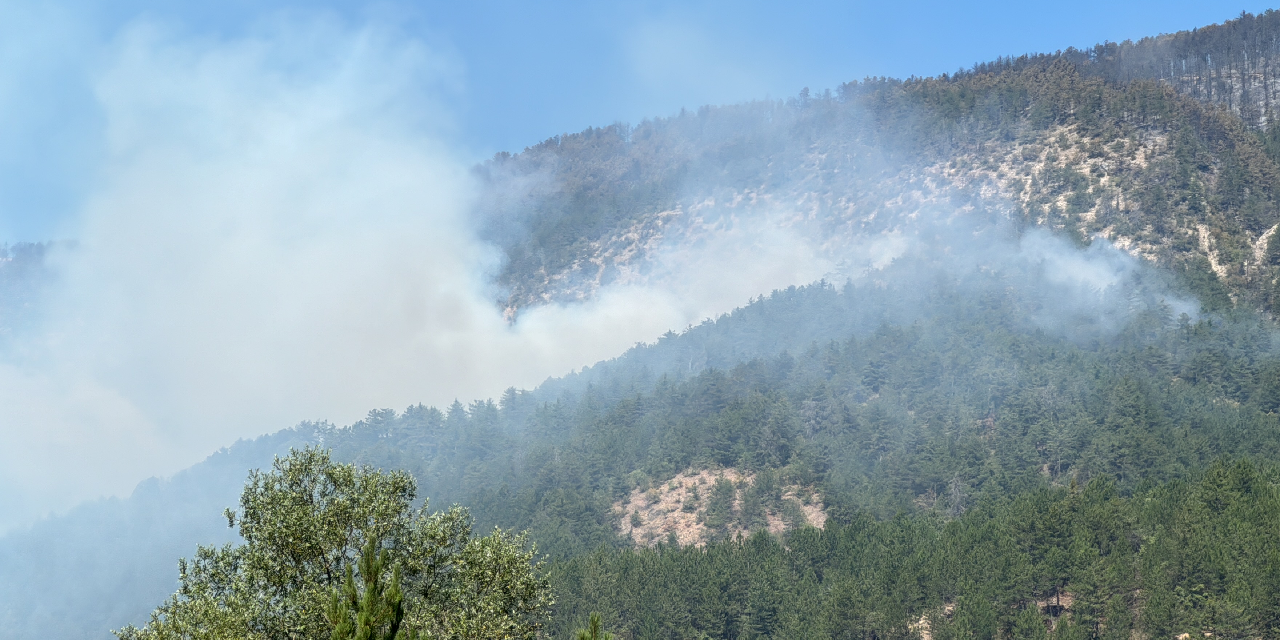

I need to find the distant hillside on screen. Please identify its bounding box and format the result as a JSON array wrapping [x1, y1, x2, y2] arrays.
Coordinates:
[[43, 265, 1280, 639], [6, 240, 1268, 638], [477, 10, 1280, 316], [18, 11, 1280, 640]]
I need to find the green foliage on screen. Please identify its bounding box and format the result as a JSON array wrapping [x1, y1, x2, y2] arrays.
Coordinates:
[[307, 277, 1280, 556], [326, 538, 406, 640], [261, 275, 1280, 636], [703, 477, 736, 533], [1174, 257, 1234, 312], [1010, 607, 1049, 640], [574, 612, 613, 640], [549, 461, 1280, 639], [114, 447, 551, 640]]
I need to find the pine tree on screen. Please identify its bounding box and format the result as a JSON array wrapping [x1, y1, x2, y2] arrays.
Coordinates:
[[575, 612, 613, 640], [326, 537, 407, 640], [1011, 607, 1049, 640]]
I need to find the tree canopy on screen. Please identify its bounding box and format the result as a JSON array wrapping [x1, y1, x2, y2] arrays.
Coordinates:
[[115, 447, 552, 640]]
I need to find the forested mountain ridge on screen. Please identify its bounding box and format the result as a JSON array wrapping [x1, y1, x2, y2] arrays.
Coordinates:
[[478, 10, 1280, 316], [550, 459, 1280, 639], [1065, 9, 1280, 125], [10, 247, 1270, 638], [15, 10, 1280, 640], [127, 273, 1280, 638]]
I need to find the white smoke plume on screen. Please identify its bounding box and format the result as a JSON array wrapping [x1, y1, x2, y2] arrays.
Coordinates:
[[0, 14, 860, 533], [0, 8, 1205, 536]]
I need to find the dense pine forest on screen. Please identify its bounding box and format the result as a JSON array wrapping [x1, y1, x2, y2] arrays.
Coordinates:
[[551, 459, 1280, 639], [329, 276, 1280, 637], [13, 9, 1280, 640], [321, 274, 1280, 556], [108, 266, 1280, 638]]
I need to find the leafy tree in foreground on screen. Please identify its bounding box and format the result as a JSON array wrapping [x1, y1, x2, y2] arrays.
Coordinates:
[[115, 447, 552, 640]]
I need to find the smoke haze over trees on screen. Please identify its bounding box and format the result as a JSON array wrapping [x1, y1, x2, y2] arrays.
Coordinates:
[[10, 6, 1280, 640]]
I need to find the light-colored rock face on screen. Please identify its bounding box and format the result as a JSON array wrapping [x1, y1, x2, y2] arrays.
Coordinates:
[[503, 163, 990, 316], [513, 108, 1273, 317], [488, 48, 1280, 324], [926, 123, 1191, 266], [613, 467, 826, 547]]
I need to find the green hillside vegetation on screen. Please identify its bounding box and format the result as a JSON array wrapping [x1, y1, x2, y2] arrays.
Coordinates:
[[0, 428, 315, 639], [314, 273, 1280, 559], [24, 252, 1280, 637], [552, 459, 1280, 639], [130, 270, 1280, 637], [117, 448, 551, 640], [300, 268, 1280, 635]]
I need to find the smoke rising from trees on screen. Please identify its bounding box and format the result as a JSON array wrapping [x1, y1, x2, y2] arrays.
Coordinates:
[[0, 17, 835, 532], [0, 12, 1198, 538]]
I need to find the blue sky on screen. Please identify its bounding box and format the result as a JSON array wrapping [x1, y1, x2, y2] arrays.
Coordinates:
[[0, 0, 1272, 242]]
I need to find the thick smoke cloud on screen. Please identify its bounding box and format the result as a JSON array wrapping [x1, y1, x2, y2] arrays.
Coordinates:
[[0, 17, 849, 533]]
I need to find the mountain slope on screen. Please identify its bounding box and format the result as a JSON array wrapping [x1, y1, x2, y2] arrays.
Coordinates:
[[14, 11, 1280, 640], [479, 11, 1280, 317]]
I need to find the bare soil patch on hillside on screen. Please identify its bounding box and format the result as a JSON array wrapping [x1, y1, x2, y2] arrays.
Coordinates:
[[614, 467, 826, 547]]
